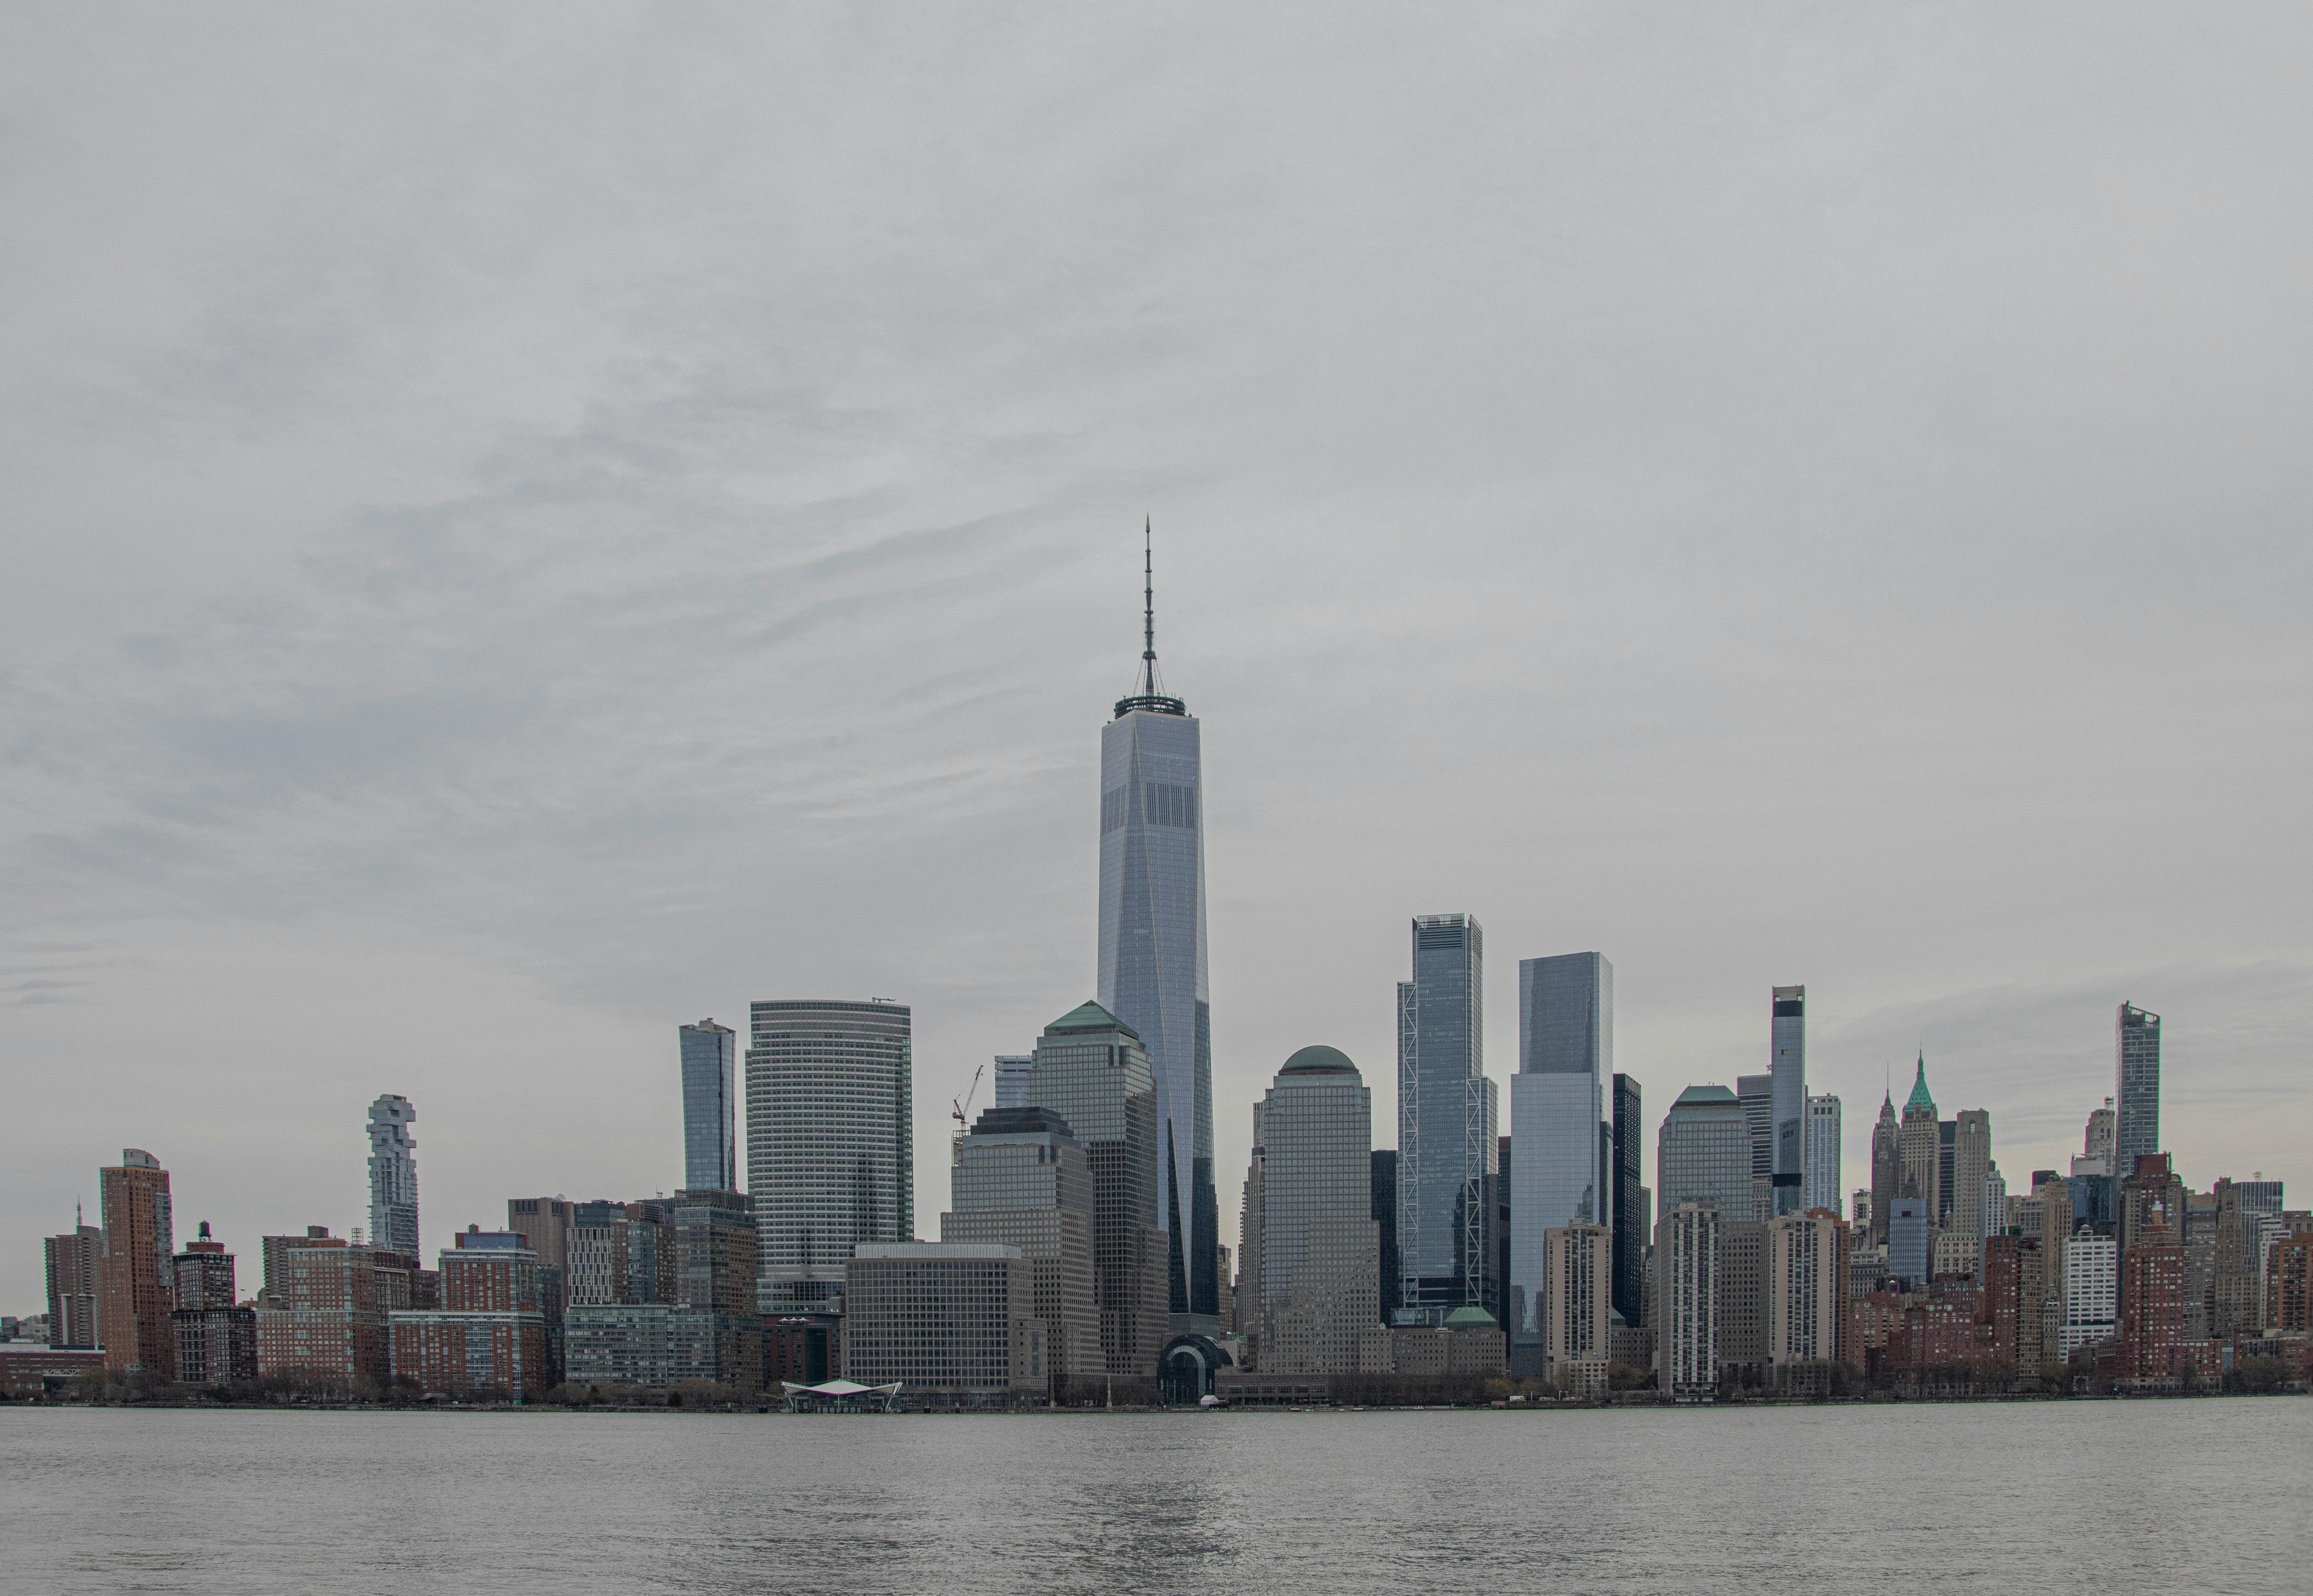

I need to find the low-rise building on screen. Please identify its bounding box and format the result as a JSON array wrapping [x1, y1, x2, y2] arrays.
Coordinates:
[[842, 1242, 1047, 1406], [1389, 1306, 1506, 1377], [387, 1229, 550, 1399]]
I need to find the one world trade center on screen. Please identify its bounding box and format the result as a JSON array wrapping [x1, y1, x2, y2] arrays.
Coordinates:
[[1097, 528, 1220, 1329]]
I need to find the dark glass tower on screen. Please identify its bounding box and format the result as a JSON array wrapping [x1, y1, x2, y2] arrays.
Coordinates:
[[2115, 1002, 2161, 1166], [1096, 531, 1218, 1326], [1610, 1073, 1644, 1326]]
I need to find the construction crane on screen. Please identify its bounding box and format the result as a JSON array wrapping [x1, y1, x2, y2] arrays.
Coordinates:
[[951, 1063, 985, 1138]]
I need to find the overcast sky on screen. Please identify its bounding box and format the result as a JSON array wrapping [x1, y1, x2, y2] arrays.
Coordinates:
[[5, 5, 2309, 1310]]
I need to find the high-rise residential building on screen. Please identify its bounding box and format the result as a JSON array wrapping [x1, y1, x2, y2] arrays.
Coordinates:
[[2081, 1098, 2118, 1175], [672, 1186, 762, 1387], [1888, 1187, 1932, 1289], [2117, 1153, 2187, 1259], [505, 1198, 575, 1321], [365, 1095, 420, 1259], [1655, 1202, 1720, 1402], [256, 1239, 389, 1391], [1256, 1047, 1389, 1375], [1716, 1219, 1769, 1383], [1021, 1001, 1168, 1377], [1803, 1095, 1841, 1219], [1397, 914, 1497, 1323], [391, 1231, 550, 1399], [1769, 986, 1806, 1217], [746, 999, 914, 1315], [2062, 1234, 2120, 1356], [2268, 1232, 2311, 1333], [679, 1020, 738, 1193], [1656, 1086, 1754, 1221], [1095, 538, 1217, 1327], [1767, 1208, 1847, 1386], [992, 1054, 1034, 1111], [1897, 1058, 1941, 1229], [170, 1222, 256, 1387], [941, 1105, 1101, 1399], [43, 1216, 101, 1349], [1540, 1221, 1612, 1391], [1235, 1106, 1265, 1355], [1370, 1150, 1398, 1326], [841, 1242, 1047, 1402], [1510, 951, 1609, 1345], [1952, 1110, 1992, 1241], [99, 1149, 175, 1378], [1868, 1091, 1900, 1246], [569, 1200, 678, 1307], [1610, 1074, 1644, 1328], [2114, 1004, 2161, 1168]]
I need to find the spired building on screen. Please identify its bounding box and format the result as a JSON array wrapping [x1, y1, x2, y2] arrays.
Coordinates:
[[1398, 914, 1498, 1324], [1095, 533, 1219, 1330], [746, 999, 915, 1315], [2114, 1003, 2161, 1168], [366, 1095, 420, 1259], [679, 1020, 738, 1192], [1510, 952, 1611, 1349], [1897, 1057, 1942, 1227], [1770, 986, 1806, 1217]]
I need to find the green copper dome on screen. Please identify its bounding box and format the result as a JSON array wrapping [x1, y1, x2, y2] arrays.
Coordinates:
[[1279, 1045, 1358, 1077], [1044, 1000, 1140, 1041], [1443, 1305, 1499, 1330], [1904, 1053, 1936, 1114]]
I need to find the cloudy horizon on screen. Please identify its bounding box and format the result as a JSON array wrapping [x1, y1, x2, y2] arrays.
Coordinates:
[[5, 5, 2309, 1308]]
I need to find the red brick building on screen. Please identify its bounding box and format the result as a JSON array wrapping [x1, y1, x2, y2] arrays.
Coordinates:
[[2120, 1231, 2189, 1385], [2269, 1233, 2310, 1333], [387, 1231, 550, 1399], [171, 1223, 256, 1387], [100, 1150, 176, 1378], [255, 1240, 389, 1392]]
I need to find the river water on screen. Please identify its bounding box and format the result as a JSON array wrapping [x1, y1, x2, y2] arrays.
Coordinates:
[[2, 1401, 2304, 1594]]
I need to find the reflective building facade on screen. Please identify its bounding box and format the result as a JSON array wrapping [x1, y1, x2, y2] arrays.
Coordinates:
[[1770, 985, 1806, 1216], [1510, 951, 1611, 1342], [2115, 1002, 2161, 1167], [1656, 1086, 1755, 1223], [1397, 914, 1497, 1322], [1803, 1093, 1841, 1219], [679, 1019, 737, 1193]]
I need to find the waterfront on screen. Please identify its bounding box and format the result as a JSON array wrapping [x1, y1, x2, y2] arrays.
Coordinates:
[[2, 1401, 2304, 1594]]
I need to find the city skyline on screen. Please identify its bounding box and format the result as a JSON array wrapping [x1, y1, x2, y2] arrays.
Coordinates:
[[6, 11, 2312, 1311]]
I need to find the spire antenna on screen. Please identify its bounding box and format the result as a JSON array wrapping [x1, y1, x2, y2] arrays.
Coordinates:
[[1142, 517, 1156, 697]]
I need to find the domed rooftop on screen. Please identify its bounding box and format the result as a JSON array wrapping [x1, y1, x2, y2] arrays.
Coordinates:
[[1443, 1305, 1498, 1330], [1278, 1045, 1359, 1077]]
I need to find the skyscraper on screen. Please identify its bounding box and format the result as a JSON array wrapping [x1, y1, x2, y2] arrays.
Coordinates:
[[1656, 1202, 1720, 1402], [1610, 1074, 1645, 1327], [1095, 533, 1218, 1326], [1236, 1105, 1265, 1356], [1510, 951, 1609, 1344], [171, 1223, 256, 1386], [100, 1149, 175, 1378], [1868, 1091, 1900, 1246], [1767, 1207, 1847, 1388], [2081, 1098, 2118, 1174], [1803, 1094, 1841, 1219], [746, 999, 914, 1314], [1898, 1057, 1941, 1226], [1397, 914, 1497, 1322], [679, 1019, 738, 1193], [1737, 1074, 1774, 1187], [2114, 1003, 2161, 1167], [992, 1054, 1034, 1111], [366, 1095, 419, 1259], [942, 1105, 1101, 1398], [1770, 985, 1806, 1216], [1952, 1109, 1993, 1240], [1256, 1046, 1389, 1374], [44, 1216, 101, 1349], [1656, 1086, 1754, 1221], [1022, 1000, 1169, 1377]]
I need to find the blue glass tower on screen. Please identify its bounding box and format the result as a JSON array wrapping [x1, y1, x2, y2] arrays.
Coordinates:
[[679, 1018, 737, 1192], [1509, 951, 1610, 1340], [1096, 530, 1218, 1325], [1397, 914, 1498, 1323]]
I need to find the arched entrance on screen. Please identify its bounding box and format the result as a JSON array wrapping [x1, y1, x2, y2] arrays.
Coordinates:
[[1159, 1334, 1233, 1405]]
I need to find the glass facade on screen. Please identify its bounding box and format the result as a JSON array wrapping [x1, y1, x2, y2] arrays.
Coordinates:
[[1803, 1094, 1841, 1218], [365, 1095, 420, 1259], [1770, 986, 1806, 1216], [1097, 703, 1217, 1321], [1655, 1086, 1756, 1225], [1396, 915, 1497, 1322], [1510, 952, 1610, 1339], [679, 1020, 737, 1193], [744, 999, 914, 1314], [2115, 1003, 2161, 1166], [1611, 1074, 1645, 1327], [992, 1054, 1033, 1111], [1258, 1048, 1385, 1374]]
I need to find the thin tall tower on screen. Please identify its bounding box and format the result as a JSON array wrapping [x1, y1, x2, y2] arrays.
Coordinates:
[[1770, 985, 1806, 1216], [1096, 524, 1219, 1326], [366, 1095, 419, 1257], [2115, 1003, 2161, 1165]]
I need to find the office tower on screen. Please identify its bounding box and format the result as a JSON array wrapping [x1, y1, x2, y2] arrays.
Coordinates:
[[1767, 1208, 1847, 1388], [1803, 1094, 1841, 1219], [170, 1223, 256, 1386], [2114, 1004, 2161, 1167], [364, 1095, 421, 1259], [1983, 1162, 2008, 1236], [1769, 986, 1806, 1216], [1656, 1086, 1755, 1219], [1397, 914, 1497, 1323], [99, 1149, 175, 1378], [1737, 1074, 1773, 1188], [1095, 538, 1217, 1326], [505, 1198, 575, 1321], [941, 1105, 1100, 1398], [747, 998, 914, 1314], [1215, 1244, 1234, 1329], [1852, 1189, 1874, 1233], [1868, 1091, 1899, 1246], [1022, 1001, 1169, 1377], [674, 1187, 762, 1386], [1499, 1135, 1517, 1335], [842, 1242, 1047, 1402], [1897, 1058, 1941, 1227], [993, 1054, 1034, 1111], [1952, 1110, 1992, 1240], [391, 1231, 550, 1399], [43, 1216, 101, 1349], [1236, 1107, 1264, 1356], [1510, 952, 1609, 1344], [1257, 1047, 1389, 1375], [1611, 1074, 1644, 1327], [256, 1238, 389, 1391], [1656, 1202, 1720, 1402], [2061, 1235, 2119, 1355], [1715, 1217, 1769, 1382], [1888, 1186, 1931, 1288], [679, 1020, 738, 1193], [1539, 1222, 1612, 1392], [2081, 1098, 2118, 1174], [1370, 1150, 1398, 1325]]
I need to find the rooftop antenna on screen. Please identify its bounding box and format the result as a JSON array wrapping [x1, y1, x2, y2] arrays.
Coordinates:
[[1142, 517, 1158, 698]]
